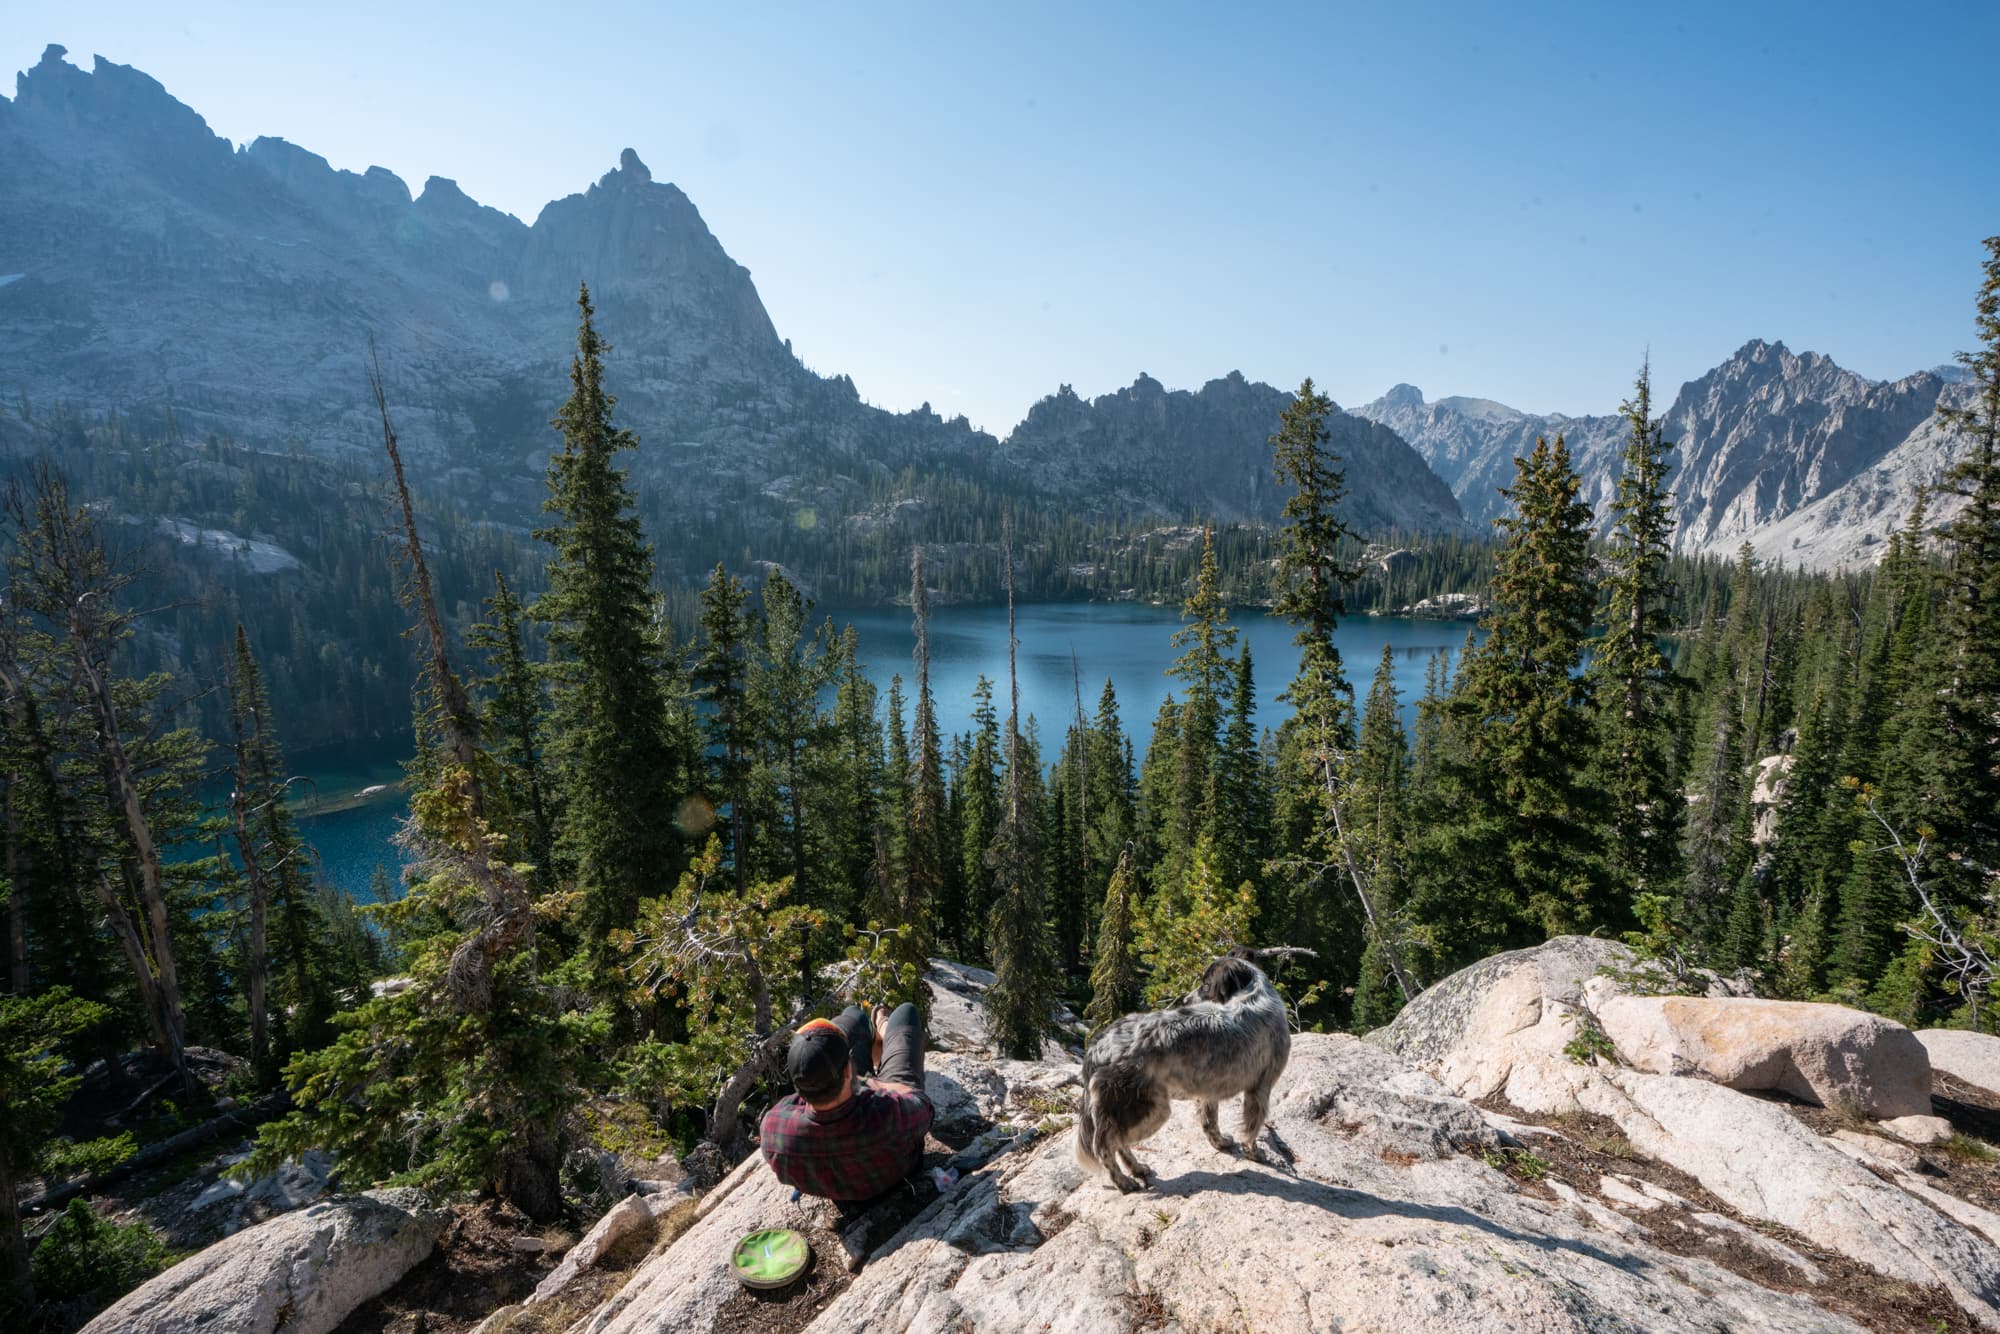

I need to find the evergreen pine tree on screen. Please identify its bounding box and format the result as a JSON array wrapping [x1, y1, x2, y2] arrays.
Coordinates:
[[1588, 362, 1684, 896], [1932, 235, 2000, 910], [985, 533, 1057, 1058], [532, 286, 686, 959], [824, 627, 883, 922], [1084, 680, 1137, 888], [745, 570, 831, 900], [1417, 436, 1606, 959], [1349, 644, 1412, 1028], [1167, 527, 1237, 857], [226, 626, 338, 1073], [1138, 836, 1259, 1007], [695, 565, 756, 892], [1085, 846, 1141, 1032], [901, 548, 947, 1000], [1211, 646, 1269, 900], [957, 676, 1002, 955], [468, 572, 555, 888]]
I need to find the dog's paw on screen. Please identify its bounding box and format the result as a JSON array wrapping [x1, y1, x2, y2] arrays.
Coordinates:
[[1208, 1135, 1239, 1155], [1113, 1176, 1146, 1195], [1247, 1143, 1273, 1166]]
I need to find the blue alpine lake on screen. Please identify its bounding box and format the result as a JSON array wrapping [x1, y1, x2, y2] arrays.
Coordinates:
[[290, 607, 1480, 899]]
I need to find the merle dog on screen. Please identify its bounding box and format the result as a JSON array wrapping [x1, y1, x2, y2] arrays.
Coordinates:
[[1074, 953, 1291, 1192]]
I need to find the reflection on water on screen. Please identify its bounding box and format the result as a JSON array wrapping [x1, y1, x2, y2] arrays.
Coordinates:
[[293, 608, 1481, 899]]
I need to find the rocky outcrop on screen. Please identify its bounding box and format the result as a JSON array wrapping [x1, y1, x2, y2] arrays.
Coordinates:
[[1507, 1061, 2000, 1326], [572, 1033, 1870, 1333], [1924, 1029, 2000, 1099], [1594, 994, 1935, 1118], [1367, 934, 1626, 1100], [1363, 938, 2000, 1328], [80, 1187, 446, 1334], [503, 948, 2000, 1332]]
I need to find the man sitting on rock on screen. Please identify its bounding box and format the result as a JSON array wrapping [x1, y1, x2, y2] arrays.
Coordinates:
[[760, 1001, 934, 1206]]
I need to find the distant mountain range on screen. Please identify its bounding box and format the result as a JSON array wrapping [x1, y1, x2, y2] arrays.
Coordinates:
[[0, 44, 1977, 571], [1353, 342, 1975, 569], [0, 44, 1460, 551]]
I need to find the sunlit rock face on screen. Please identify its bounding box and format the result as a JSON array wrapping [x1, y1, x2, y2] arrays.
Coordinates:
[[1354, 341, 1978, 571], [0, 48, 1465, 544]]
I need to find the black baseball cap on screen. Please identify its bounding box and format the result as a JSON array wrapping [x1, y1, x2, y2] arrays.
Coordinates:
[[787, 1019, 851, 1100]]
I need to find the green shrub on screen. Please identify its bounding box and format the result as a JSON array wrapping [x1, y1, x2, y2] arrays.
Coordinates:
[[38, 1132, 137, 1182], [30, 1200, 170, 1306]]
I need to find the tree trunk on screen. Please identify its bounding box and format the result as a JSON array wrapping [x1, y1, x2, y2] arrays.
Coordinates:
[[5, 787, 24, 995], [0, 1142, 30, 1320], [77, 648, 193, 1097], [499, 1135, 563, 1223], [90, 873, 176, 1065], [244, 850, 270, 1067]]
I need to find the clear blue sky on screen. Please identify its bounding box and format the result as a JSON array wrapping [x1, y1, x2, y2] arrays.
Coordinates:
[[9, 2, 1997, 434]]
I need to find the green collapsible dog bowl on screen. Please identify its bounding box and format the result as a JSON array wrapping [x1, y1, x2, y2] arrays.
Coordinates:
[[731, 1227, 811, 1290]]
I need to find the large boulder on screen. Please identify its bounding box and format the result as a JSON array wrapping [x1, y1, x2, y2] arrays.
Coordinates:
[[81, 1188, 446, 1334], [574, 1034, 1869, 1333], [1508, 1058, 2000, 1327], [1369, 934, 1627, 1098], [1597, 994, 1934, 1118], [1923, 1028, 2000, 1099]]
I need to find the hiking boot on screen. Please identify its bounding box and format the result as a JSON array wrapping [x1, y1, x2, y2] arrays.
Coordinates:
[[837, 1212, 873, 1272]]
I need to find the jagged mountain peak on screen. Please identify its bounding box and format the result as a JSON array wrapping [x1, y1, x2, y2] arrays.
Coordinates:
[[1378, 382, 1426, 411], [0, 47, 1467, 548], [1358, 334, 1977, 568], [1003, 368, 1465, 531]]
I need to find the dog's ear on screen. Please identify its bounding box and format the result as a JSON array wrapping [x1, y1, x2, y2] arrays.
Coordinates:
[[1227, 946, 1256, 962]]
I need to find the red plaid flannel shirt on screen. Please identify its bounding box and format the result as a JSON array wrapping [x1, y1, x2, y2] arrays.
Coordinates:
[[759, 1079, 934, 1203]]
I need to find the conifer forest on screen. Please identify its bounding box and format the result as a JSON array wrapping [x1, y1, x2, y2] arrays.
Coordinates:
[[3, 240, 1997, 1329]]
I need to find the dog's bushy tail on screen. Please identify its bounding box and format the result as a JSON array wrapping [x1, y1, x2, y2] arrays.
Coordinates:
[[1073, 1058, 1102, 1173]]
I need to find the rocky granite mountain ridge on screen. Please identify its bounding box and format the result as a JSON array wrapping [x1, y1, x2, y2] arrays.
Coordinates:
[[4, 44, 1975, 573], [0, 45, 1462, 545], [1354, 338, 1979, 570]]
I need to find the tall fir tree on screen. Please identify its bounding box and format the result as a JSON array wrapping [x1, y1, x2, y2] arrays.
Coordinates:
[[824, 627, 883, 922], [1085, 680, 1137, 876], [1588, 363, 1683, 896], [1166, 527, 1237, 858], [1084, 846, 1141, 1032], [1348, 644, 1412, 1029], [1932, 235, 2000, 913], [532, 286, 687, 960], [1267, 378, 1389, 1014], [695, 565, 757, 892], [468, 572, 556, 890], [956, 675, 1002, 956], [226, 626, 337, 1074], [985, 532, 1057, 1058], [1211, 646, 1270, 903], [1413, 435, 1607, 961], [901, 548, 947, 1001]]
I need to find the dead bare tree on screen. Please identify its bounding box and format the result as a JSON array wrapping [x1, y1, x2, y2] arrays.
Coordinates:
[[368, 350, 530, 1013], [3, 464, 195, 1095], [1863, 793, 1999, 1032]]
